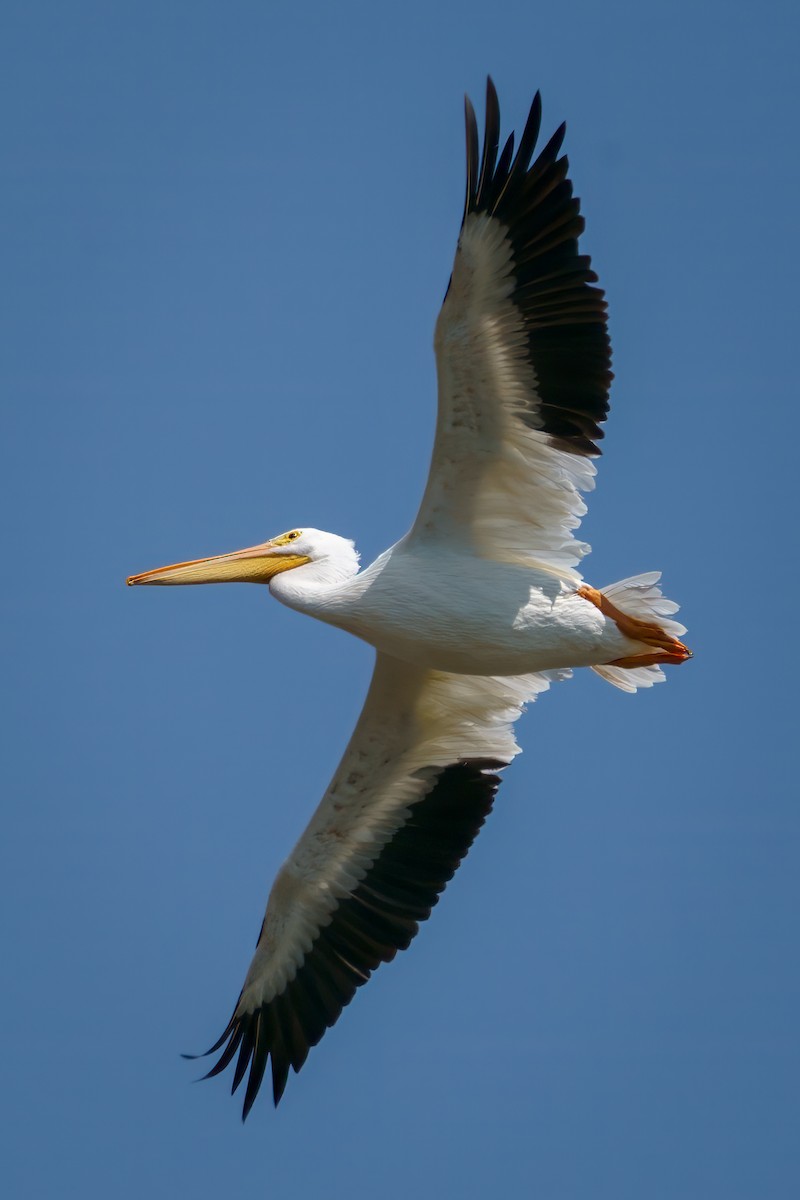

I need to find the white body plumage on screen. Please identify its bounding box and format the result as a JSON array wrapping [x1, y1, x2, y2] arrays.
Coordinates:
[[270, 532, 643, 675]]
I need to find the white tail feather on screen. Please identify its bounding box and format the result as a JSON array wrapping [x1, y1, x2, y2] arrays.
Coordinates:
[[591, 572, 686, 693]]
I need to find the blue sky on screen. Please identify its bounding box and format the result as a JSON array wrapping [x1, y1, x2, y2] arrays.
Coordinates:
[[2, 1, 799, 1196]]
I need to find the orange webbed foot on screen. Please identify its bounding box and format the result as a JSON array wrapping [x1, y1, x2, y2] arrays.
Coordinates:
[[577, 585, 693, 665], [608, 649, 693, 669]]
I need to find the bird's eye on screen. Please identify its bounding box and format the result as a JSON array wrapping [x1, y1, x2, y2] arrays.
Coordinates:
[[288, 530, 300, 540]]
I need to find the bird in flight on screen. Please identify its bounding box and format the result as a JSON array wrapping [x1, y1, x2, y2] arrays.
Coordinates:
[[128, 79, 691, 1118]]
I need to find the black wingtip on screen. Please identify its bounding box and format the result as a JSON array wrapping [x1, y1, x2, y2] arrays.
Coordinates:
[[463, 93, 479, 221], [241, 1019, 269, 1120], [464, 84, 546, 219], [180, 1025, 233, 1061], [475, 77, 501, 210], [271, 1057, 291, 1108], [537, 120, 567, 168]]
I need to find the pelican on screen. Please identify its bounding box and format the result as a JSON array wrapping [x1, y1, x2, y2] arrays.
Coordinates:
[[128, 80, 691, 1118]]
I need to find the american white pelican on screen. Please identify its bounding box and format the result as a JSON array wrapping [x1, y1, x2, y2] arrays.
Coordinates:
[[128, 79, 691, 1118]]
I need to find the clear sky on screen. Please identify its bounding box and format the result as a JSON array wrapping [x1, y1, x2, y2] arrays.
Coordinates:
[[2, 1, 798, 1197]]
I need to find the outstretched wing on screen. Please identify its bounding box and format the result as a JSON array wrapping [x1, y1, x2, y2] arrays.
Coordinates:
[[194, 654, 568, 1117], [410, 78, 612, 577]]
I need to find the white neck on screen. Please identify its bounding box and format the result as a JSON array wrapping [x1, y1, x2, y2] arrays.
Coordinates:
[[268, 540, 360, 617]]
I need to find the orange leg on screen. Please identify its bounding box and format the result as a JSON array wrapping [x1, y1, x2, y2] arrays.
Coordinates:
[[577, 585, 693, 668]]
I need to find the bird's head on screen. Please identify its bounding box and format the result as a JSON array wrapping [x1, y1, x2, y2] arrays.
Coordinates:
[[126, 527, 359, 588]]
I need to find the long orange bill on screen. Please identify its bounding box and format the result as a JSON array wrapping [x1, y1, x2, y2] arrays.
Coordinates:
[[126, 542, 310, 586]]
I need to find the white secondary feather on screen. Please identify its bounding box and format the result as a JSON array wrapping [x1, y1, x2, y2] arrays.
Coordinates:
[[237, 653, 569, 1012], [410, 212, 596, 580]]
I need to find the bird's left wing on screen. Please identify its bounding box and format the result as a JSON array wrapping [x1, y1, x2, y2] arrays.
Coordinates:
[[194, 653, 567, 1116], [409, 79, 612, 578]]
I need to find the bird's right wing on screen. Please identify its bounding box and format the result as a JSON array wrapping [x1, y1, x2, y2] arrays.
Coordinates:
[[194, 653, 568, 1116]]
